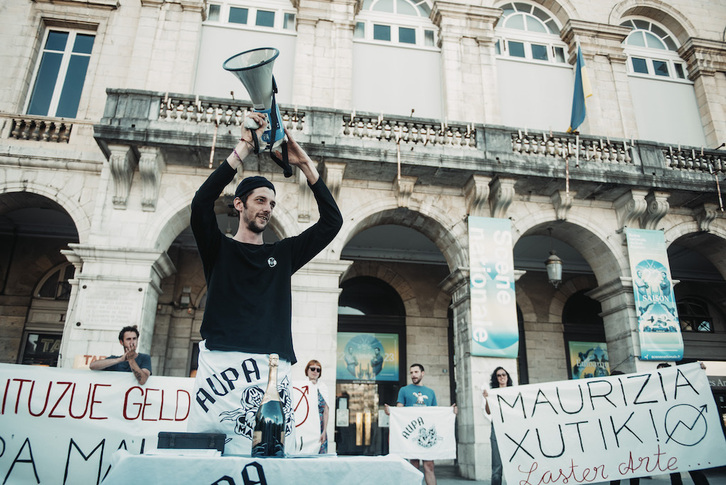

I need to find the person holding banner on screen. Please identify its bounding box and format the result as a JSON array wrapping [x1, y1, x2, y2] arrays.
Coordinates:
[[304, 359, 330, 454], [482, 367, 513, 485], [657, 363, 710, 485], [89, 325, 151, 385], [188, 112, 343, 455], [385, 363, 438, 485]]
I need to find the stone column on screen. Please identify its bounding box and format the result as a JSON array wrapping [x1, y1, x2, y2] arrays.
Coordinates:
[[291, 258, 352, 453], [680, 38, 726, 147], [431, 3, 501, 124], [561, 20, 635, 138], [440, 267, 500, 481], [292, 0, 357, 109], [58, 244, 175, 369], [586, 276, 641, 373]]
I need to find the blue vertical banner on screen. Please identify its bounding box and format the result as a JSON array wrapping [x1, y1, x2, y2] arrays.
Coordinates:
[[625, 228, 684, 360], [468, 216, 518, 357]]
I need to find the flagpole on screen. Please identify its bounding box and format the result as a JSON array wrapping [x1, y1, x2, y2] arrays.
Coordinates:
[[565, 142, 570, 199]]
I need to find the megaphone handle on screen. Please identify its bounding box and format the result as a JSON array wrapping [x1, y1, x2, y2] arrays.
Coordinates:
[[244, 117, 260, 130], [249, 131, 260, 154], [270, 141, 293, 178]]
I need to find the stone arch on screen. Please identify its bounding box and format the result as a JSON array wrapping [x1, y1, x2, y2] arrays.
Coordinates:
[[334, 197, 467, 273], [547, 275, 599, 324], [33, 261, 75, 296], [516, 0, 580, 28], [511, 208, 627, 285], [0, 182, 90, 242], [515, 286, 537, 325], [608, 0, 698, 44], [341, 262, 421, 318], [664, 222, 726, 280]]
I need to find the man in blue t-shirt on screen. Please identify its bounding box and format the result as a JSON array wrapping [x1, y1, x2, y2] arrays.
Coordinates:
[[393, 363, 438, 485], [397, 363, 437, 407], [90, 325, 151, 385]]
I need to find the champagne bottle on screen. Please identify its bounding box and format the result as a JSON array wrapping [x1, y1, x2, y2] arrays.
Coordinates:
[[251, 353, 285, 457]]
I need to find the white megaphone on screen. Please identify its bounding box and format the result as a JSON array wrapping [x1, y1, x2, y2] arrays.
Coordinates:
[[223, 47, 292, 177]]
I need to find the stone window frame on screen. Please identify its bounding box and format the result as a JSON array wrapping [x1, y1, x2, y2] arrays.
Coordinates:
[[353, 0, 438, 50], [677, 297, 716, 333], [620, 18, 690, 83], [25, 26, 96, 119], [35, 262, 75, 301], [493, 1, 568, 65], [205, 0, 297, 33]]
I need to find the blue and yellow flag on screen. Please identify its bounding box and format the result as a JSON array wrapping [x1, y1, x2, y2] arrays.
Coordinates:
[[567, 45, 592, 133]]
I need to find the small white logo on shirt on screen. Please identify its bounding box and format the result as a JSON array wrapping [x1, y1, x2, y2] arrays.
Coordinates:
[[414, 392, 428, 405], [268, 257, 277, 268]]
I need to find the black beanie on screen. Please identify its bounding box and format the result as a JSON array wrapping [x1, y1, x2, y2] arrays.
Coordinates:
[[234, 176, 276, 199]]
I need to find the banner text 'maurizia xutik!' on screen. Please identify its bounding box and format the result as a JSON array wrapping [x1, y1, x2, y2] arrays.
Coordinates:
[[494, 368, 702, 461], [496, 368, 699, 423]]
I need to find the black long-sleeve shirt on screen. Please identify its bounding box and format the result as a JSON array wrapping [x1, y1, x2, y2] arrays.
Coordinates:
[[190, 161, 342, 364]]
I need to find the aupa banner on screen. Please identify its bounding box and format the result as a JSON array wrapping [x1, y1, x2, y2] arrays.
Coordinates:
[[468, 216, 518, 357], [625, 228, 684, 360], [0, 364, 193, 485], [389, 407, 456, 460], [490, 363, 726, 485]]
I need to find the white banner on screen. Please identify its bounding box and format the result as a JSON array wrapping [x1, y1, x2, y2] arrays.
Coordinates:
[[0, 363, 193, 485], [291, 380, 322, 455], [490, 363, 726, 484], [102, 450, 423, 485], [389, 407, 456, 460]]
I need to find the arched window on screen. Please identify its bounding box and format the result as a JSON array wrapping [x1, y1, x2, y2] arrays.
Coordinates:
[[677, 297, 714, 333], [205, 0, 296, 32], [494, 2, 567, 64], [562, 290, 604, 326], [354, 0, 436, 48], [562, 290, 609, 379], [35, 263, 75, 301], [338, 276, 405, 316], [620, 19, 688, 80]]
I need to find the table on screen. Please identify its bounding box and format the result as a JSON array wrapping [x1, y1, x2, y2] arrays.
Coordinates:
[[102, 450, 424, 484]]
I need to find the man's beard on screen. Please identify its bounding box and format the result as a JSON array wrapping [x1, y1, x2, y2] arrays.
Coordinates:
[[246, 219, 266, 234], [242, 211, 268, 234]]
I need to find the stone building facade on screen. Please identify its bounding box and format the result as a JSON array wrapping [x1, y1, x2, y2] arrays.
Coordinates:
[[1, 0, 725, 479]]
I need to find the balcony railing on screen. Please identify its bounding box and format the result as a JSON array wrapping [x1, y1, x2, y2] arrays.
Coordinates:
[[9, 116, 73, 143], [94, 89, 726, 201]]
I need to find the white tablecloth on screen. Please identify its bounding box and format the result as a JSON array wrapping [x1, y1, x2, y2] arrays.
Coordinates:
[[102, 450, 423, 484]]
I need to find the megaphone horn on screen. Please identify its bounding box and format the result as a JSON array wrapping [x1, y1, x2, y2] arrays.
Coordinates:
[[223, 48, 279, 110], [223, 47, 292, 178]]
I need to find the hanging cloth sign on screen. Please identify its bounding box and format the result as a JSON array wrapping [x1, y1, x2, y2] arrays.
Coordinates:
[[625, 228, 684, 360], [468, 216, 519, 357]]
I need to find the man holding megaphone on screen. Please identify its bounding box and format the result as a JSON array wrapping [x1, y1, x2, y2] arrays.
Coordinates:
[[188, 112, 343, 455]]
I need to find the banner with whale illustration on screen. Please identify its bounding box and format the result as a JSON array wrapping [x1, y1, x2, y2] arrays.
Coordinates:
[[389, 407, 456, 460]]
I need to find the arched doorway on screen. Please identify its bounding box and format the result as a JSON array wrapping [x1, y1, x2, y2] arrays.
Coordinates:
[[335, 276, 406, 456], [561, 289, 608, 378], [0, 193, 78, 366]]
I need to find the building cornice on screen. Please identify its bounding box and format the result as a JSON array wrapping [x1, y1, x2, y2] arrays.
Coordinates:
[[431, 2, 502, 41], [561, 20, 630, 61], [679, 37, 726, 79]]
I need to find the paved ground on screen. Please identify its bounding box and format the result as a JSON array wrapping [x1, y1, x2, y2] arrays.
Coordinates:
[[434, 465, 726, 485]]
